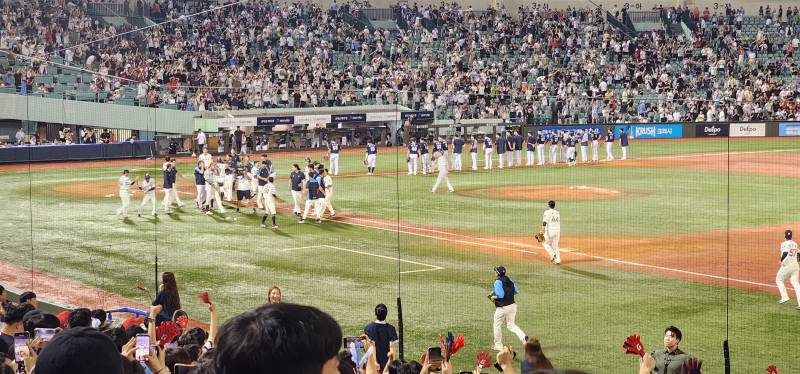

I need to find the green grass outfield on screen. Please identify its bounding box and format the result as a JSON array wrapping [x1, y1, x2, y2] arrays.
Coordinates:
[[0, 138, 799, 372]]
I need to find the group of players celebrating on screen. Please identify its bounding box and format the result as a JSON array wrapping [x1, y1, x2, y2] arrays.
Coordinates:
[[404, 127, 627, 174]]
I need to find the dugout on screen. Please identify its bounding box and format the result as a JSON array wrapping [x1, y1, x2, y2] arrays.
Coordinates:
[[199, 105, 421, 153]]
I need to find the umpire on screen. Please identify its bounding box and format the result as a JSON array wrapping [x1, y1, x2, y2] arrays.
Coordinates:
[[489, 266, 528, 350]]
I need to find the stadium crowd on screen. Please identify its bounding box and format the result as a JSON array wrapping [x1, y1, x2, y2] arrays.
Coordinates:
[[0, 280, 702, 374], [1, 1, 799, 123]]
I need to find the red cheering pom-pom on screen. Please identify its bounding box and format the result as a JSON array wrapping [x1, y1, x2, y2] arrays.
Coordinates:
[[200, 291, 211, 304], [476, 350, 492, 368], [156, 321, 181, 347], [623, 334, 645, 357], [450, 335, 465, 356], [767, 365, 779, 374]]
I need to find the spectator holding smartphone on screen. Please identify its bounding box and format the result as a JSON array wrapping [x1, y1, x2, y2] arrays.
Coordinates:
[[363, 303, 398, 371]]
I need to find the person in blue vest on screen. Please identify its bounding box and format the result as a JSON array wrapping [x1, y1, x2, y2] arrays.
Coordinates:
[[327, 139, 341, 176], [300, 165, 324, 224], [451, 134, 464, 171], [525, 131, 536, 166], [620, 126, 630, 160], [496, 132, 507, 169], [406, 137, 420, 175], [489, 266, 527, 351], [605, 127, 615, 161], [483, 134, 494, 170], [365, 138, 378, 175]]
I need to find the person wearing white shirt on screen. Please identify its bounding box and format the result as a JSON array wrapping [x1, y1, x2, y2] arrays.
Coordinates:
[[137, 173, 157, 217], [539, 200, 561, 265], [430, 151, 454, 193], [321, 169, 336, 217], [198, 147, 213, 168], [116, 170, 137, 219], [260, 177, 279, 229], [196, 130, 206, 155]]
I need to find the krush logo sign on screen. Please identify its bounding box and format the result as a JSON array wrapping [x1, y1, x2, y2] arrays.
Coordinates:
[[695, 124, 729, 137]]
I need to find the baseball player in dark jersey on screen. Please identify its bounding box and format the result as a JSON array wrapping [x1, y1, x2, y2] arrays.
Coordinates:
[[565, 132, 577, 166], [407, 138, 420, 175], [420, 138, 430, 174], [620, 126, 630, 160], [483, 134, 494, 170], [536, 131, 546, 165], [451, 134, 464, 171], [365, 139, 378, 175], [431, 136, 443, 173], [591, 129, 600, 162], [469, 135, 479, 171], [300, 165, 324, 224], [194, 161, 206, 209], [579, 129, 589, 163], [513, 130, 523, 167], [548, 131, 558, 164], [525, 131, 535, 166], [605, 128, 615, 161], [496, 132, 506, 169], [327, 139, 341, 176]]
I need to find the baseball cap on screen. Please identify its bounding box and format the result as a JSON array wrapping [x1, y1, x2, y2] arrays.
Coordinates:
[[34, 327, 124, 374], [494, 266, 506, 276]]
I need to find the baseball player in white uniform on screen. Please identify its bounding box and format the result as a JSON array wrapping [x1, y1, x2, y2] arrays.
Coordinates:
[[365, 139, 377, 175], [549, 131, 559, 164], [204, 162, 225, 214], [322, 169, 336, 217], [591, 129, 600, 162], [605, 128, 615, 161], [580, 130, 589, 163], [539, 200, 561, 265], [430, 151, 454, 193], [260, 177, 279, 229], [198, 148, 213, 168], [776, 230, 800, 308], [116, 170, 137, 218], [327, 139, 341, 176], [407, 138, 420, 175], [137, 173, 157, 217]]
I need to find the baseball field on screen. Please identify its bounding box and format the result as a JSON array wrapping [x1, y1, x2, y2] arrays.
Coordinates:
[[0, 137, 798, 372]]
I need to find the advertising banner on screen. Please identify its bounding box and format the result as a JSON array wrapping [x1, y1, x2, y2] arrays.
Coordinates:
[[256, 116, 294, 127], [778, 122, 800, 136], [695, 123, 729, 137], [538, 125, 602, 133], [218, 117, 257, 129], [615, 124, 683, 139], [331, 113, 367, 123], [729, 123, 765, 137]]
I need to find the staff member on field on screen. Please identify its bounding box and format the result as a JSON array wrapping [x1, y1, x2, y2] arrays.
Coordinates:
[[489, 266, 527, 351]]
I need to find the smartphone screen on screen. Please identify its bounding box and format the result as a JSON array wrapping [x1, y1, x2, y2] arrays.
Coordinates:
[[342, 336, 364, 349], [14, 333, 30, 362], [427, 346, 443, 365], [34, 328, 57, 341], [135, 334, 150, 362]]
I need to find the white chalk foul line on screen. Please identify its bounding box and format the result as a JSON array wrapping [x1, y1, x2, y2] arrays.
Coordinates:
[[329, 217, 791, 292], [278, 244, 444, 275]]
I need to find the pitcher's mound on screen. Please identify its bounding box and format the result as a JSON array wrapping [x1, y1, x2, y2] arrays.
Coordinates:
[[456, 185, 624, 201]]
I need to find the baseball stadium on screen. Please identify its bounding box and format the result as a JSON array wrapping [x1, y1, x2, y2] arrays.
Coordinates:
[[0, 0, 799, 373]]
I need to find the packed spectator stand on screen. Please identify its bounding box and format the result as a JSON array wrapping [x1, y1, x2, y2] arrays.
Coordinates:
[[0, 1, 799, 124]]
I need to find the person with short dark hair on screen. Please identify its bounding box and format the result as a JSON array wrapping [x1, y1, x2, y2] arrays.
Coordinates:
[[18, 291, 37, 309], [490, 266, 527, 350], [648, 326, 689, 374], [363, 303, 399, 371], [207, 303, 341, 374], [68, 308, 92, 328], [0, 303, 27, 348], [34, 326, 125, 374], [520, 338, 553, 373]]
